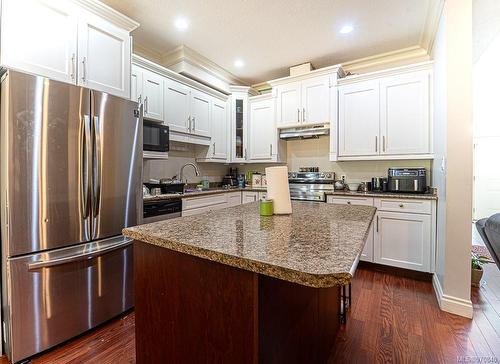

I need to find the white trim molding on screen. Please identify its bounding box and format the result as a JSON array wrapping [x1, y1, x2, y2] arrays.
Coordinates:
[[71, 0, 139, 31], [420, 0, 446, 52], [161, 45, 245, 94], [433, 274, 473, 319]]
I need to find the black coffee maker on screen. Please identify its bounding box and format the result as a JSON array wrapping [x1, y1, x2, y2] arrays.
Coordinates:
[[222, 167, 239, 187]]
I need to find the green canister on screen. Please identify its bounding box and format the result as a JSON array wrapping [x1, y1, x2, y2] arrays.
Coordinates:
[[259, 198, 274, 216]]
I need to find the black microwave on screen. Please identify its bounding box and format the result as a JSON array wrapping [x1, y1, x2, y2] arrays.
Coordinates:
[[143, 120, 169, 153]]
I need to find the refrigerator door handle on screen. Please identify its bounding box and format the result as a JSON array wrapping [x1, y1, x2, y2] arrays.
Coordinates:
[[27, 238, 132, 270], [81, 115, 92, 219], [92, 116, 101, 218]]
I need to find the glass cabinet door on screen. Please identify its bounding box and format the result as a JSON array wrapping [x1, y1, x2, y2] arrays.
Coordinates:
[[235, 99, 244, 159]]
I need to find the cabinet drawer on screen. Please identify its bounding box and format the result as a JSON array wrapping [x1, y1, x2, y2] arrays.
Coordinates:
[[182, 193, 227, 210], [375, 198, 432, 214], [326, 196, 374, 206]]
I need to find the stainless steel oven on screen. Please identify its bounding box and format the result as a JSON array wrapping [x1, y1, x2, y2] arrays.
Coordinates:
[[288, 171, 335, 202], [143, 120, 169, 153], [143, 199, 182, 223]]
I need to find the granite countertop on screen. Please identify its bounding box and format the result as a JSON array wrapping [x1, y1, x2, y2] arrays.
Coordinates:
[[123, 201, 376, 288], [325, 190, 438, 200], [143, 187, 267, 202]]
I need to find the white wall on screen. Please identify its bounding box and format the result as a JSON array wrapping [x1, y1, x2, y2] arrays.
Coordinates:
[[431, 1, 474, 318]]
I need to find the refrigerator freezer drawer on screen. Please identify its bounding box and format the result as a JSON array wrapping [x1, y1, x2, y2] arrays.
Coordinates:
[[4, 236, 133, 363]]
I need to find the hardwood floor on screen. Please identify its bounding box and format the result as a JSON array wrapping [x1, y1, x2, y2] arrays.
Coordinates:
[[2, 264, 499, 364]]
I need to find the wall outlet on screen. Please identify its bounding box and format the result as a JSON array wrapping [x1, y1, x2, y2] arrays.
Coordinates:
[[340, 175, 346, 181]]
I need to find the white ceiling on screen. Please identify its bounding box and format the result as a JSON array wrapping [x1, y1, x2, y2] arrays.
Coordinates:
[[102, 0, 432, 84]]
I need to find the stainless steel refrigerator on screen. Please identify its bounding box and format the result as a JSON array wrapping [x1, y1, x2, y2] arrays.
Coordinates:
[[0, 70, 142, 362]]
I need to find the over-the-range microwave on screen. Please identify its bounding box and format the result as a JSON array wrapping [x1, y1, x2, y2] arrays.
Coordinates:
[[143, 119, 169, 153]]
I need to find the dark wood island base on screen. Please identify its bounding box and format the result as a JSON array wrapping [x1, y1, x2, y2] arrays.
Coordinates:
[[135, 241, 341, 364]]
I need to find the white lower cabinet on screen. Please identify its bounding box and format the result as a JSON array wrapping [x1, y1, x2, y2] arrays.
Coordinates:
[[327, 195, 435, 271], [242, 191, 259, 204], [326, 195, 374, 262], [226, 192, 242, 207]]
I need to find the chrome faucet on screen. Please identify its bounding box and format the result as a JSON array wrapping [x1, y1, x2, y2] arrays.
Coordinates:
[[179, 163, 200, 183]]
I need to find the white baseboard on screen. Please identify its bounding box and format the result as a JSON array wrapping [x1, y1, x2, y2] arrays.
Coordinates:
[[432, 274, 473, 318]]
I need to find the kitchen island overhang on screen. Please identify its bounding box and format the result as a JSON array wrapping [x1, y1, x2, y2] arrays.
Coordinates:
[[124, 201, 376, 364]]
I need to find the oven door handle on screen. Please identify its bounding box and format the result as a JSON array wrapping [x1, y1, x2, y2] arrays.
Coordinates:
[[28, 239, 132, 270]]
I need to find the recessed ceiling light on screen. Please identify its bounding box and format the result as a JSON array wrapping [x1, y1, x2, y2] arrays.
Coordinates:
[[339, 25, 353, 34], [234, 59, 245, 68], [175, 17, 189, 31]]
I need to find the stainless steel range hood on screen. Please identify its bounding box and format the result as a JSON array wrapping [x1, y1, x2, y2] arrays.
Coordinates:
[[279, 124, 330, 140]]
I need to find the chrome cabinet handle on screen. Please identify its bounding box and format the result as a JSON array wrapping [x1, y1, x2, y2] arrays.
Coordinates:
[[81, 115, 92, 219], [376, 215, 379, 232], [81, 57, 87, 83], [399, 204, 404, 208], [213, 142, 216, 156], [71, 53, 76, 81], [192, 116, 196, 131], [92, 116, 101, 219], [244, 148, 247, 159], [375, 136, 378, 153], [188, 116, 191, 132], [144, 97, 149, 114], [302, 108, 305, 123], [28, 239, 132, 270], [270, 144, 272, 156], [383, 136, 386, 152], [347, 201, 351, 205], [137, 95, 142, 105], [297, 108, 300, 122]]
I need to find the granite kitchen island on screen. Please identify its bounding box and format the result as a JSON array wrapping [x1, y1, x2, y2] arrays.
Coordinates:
[[123, 201, 376, 364]]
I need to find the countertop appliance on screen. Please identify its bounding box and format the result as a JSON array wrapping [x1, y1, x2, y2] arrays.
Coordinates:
[[143, 199, 182, 223], [0, 71, 142, 363], [143, 119, 169, 157], [387, 168, 427, 193], [288, 171, 335, 202]]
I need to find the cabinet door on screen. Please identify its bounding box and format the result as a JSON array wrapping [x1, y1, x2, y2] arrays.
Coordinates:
[[131, 65, 143, 103], [142, 69, 164, 121], [77, 15, 131, 98], [0, 0, 78, 84], [380, 72, 431, 155], [276, 82, 301, 127], [374, 212, 431, 272], [190, 89, 211, 137], [242, 191, 259, 204], [164, 78, 190, 133], [210, 99, 228, 160], [338, 81, 380, 157], [226, 192, 242, 207], [248, 98, 275, 161], [301, 75, 330, 126], [361, 224, 374, 262]]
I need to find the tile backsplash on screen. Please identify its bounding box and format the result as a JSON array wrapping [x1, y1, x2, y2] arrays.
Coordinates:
[[144, 137, 432, 185]]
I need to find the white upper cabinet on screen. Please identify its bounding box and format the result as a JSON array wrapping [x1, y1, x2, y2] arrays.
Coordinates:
[[272, 70, 339, 128], [142, 69, 164, 121], [300, 75, 330, 126], [131, 65, 143, 103], [337, 62, 433, 161], [77, 15, 131, 98], [164, 78, 191, 133], [249, 97, 275, 161], [190, 90, 211, 137], [338, 80, 380, 157], [210, 99, 229, 160], [0, 0, 78, 84], [0, 0, 137, 98], [380, 72, 431, 155], [276, 82, 301, 127]]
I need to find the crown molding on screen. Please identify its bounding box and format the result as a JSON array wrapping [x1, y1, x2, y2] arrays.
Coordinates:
[[229, 85, 259, 96], [268, 64, 344, 87], [133, 43, 163, 64], [338, 60, 434, 86], [132, 54, 229, 101], [71, 0, 139, 31], [162, 45, 246, 86], [420, 0, 446, 52], [341, 46, 429, 74]]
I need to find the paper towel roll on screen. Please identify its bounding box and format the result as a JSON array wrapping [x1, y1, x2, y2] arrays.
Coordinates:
[[265, 166, 292, 214]]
